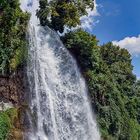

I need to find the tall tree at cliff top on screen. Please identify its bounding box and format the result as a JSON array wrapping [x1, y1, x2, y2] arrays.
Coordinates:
[[37, 0, 94, 33]]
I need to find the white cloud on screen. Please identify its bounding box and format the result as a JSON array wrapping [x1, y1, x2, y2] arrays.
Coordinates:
[[80, 0, 100, 31], [113, 35, 140, 56]]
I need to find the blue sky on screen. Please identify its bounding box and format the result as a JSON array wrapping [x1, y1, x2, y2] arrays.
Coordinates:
[[91, 0, 140, 79]]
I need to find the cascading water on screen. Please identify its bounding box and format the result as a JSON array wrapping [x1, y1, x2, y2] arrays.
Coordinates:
[[21, 0, 100, 140]]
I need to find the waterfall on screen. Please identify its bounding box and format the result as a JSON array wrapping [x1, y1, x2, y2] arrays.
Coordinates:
[[21, 0, 100, 140]]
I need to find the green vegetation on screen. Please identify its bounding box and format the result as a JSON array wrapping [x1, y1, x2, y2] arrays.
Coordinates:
[[0, 0, 29, 74], [0, 108, 18, 140], [61, 30, 140, 140], [37, 0, 94, 33]]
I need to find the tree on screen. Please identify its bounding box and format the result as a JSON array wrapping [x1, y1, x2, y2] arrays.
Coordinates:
[[36, 0, 94, 32], [61, 29, 99, 70]]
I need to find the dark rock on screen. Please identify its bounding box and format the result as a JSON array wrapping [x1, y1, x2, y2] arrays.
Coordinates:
[[0, 67, 27, 105]]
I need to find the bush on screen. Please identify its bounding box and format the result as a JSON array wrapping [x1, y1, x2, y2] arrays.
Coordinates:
[[0, 108, 18, 140]]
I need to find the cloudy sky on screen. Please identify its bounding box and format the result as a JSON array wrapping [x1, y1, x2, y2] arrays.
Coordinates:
[[91, 0, 140, 79]]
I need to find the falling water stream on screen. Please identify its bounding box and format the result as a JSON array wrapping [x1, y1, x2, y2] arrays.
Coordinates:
[[20, 0, 100, 140]]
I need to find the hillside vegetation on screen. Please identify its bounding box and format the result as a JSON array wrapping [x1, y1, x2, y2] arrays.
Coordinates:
[[0, 0, 29, 75], [61, 30, 140, 139]]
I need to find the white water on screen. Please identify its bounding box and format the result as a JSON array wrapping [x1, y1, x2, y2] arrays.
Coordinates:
[[21, 0, 100, 140]]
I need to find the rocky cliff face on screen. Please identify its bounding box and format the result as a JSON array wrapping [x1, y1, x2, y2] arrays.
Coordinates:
[[0, 67, 26, 105]]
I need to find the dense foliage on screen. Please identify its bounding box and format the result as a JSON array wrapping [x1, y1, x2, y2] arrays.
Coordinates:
[[37, 0, 94, 33], [0, 0, 29, 74], [62, 30, 140, 140], [0, 108, 18, 140]]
